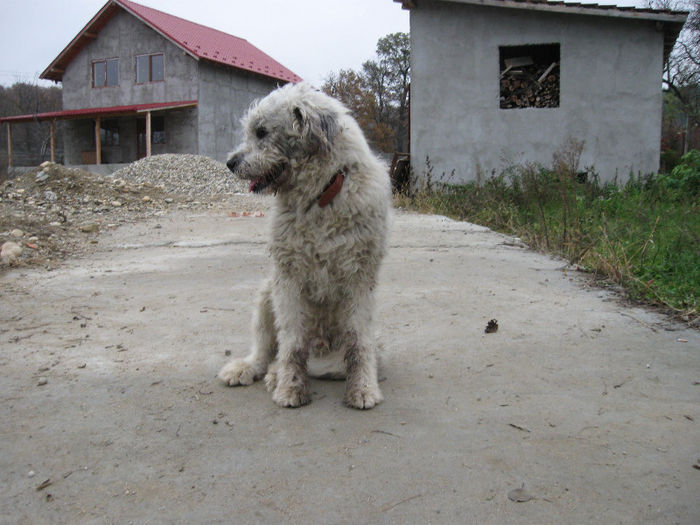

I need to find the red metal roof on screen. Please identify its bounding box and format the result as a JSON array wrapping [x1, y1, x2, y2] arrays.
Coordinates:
[[0, 100, 197, 124], [41, 0, 301, 84]]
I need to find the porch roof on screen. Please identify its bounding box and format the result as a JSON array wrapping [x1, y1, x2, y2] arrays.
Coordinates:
[[0, 100, 198, 124]]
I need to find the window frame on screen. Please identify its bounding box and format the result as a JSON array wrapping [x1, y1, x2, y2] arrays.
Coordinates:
[[135, 53, 165, 84], [92, 57, 119, 88]]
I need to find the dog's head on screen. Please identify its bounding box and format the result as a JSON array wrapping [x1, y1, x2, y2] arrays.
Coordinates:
[[226, 82, 342, 194]]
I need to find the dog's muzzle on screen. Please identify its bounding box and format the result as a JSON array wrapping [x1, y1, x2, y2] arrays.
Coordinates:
[[248, 163, 287, 194], [226, 153, 287, 194], [226, 153, 243, 174]]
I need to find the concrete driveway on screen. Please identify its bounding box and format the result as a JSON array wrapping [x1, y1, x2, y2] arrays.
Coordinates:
[[2, 200, 698, 524]]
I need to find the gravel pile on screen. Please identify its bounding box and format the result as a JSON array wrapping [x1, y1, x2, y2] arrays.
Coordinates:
[[112, 154, 248, 196], [1, 155, 268, 271]]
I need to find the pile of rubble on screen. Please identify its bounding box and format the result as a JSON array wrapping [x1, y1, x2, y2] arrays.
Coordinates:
[[112, 154, 248, 196], [0, 155, 254, 270]]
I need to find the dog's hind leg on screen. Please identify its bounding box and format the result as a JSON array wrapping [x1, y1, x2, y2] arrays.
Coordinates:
[[218, 280, 278, 386]]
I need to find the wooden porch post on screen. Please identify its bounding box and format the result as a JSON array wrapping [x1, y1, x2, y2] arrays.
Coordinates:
[[146, 111, 152, 157], [95, 117, 102, 165], [6, 122, 12, 169], [50, 120, 56, 163]]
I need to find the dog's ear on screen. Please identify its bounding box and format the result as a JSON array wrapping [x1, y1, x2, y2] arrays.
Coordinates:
[[316, 113, 338, 147], [293, 106, 338, 152], [293, 106, 306, 135]]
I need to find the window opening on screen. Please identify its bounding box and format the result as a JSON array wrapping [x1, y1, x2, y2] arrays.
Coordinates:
[[152, 116, 165, 144], [99, 120, 120, 146], [93, 58, 119, 87], [136, 53, 165, 83], [499, 43, 559, 109]]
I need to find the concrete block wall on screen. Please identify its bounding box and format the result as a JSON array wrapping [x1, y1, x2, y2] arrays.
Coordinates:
[[197, 61, 279, 163], [58, 7, 284, 166], [62, 10, 198, 110], [409, 0, 665, 183]]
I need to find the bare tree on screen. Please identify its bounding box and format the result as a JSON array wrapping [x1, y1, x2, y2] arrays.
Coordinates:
[[323, 32, 410, 154], [0, 80, 62, 172], [648, 0, 700, 152]]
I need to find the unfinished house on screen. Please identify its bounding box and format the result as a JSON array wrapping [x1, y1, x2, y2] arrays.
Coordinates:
[[1, 0, 300, 172], [394, 0, 687, 183]]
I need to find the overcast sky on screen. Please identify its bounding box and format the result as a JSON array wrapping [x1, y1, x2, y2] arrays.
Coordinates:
[[0, 0, 651, 88], [0, 0, 410, 88]]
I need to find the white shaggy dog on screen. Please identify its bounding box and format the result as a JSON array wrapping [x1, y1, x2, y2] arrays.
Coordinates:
[[218, 83, 391, 409]]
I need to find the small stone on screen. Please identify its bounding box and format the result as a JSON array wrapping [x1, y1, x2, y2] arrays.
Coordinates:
[[1, 241, 22, 261], [28, 236, 39, 242], [43, 190, 57, 202], [164, 198, 174, 203], [111, 200, 122, 207], [39, 160, 52, 168], [79, 223, 99, 233], [37, 377, 48, 386], [28, 470, 36, 478], [142, 195, 152, 202], [77, 363, 87, 369], [49, 221, 62, 227], [10, 228, 24, 238], [35, 171, 49, 183]]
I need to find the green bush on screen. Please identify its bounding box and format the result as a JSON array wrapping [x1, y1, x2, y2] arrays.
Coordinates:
[[658, 149, 700, 196]]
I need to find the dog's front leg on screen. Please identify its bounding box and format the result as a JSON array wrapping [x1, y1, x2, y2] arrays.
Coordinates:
[[344, 341, 383, 409], [271, 346, 311, 408], [218, 281, 277, 386], [343, 295, 383, 410], [269, 284, 312, 408]]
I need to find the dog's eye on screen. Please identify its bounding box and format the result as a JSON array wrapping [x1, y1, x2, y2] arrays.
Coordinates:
[[255, 127, 268, 140]]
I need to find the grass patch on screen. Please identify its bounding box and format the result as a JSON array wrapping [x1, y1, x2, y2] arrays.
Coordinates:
[[395, 143, 699, 325]]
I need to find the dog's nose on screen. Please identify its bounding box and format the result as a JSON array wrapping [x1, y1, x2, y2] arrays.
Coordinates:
[[226, 154, 243, 173]]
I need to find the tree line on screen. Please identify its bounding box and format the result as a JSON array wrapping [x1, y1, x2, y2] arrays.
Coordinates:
[[650, 0, 700, 167], [0, 82, 62, 175], [322, 32, 410, 155]]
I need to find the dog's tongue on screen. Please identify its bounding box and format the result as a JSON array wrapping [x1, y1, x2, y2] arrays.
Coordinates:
[[249, 178, 265, 193]]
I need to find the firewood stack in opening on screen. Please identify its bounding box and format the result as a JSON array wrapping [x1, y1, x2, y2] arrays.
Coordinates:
[[500, 56, 560, 110]]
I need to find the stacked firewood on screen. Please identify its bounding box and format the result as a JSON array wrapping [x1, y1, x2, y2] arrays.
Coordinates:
[[500, 61, 559, 109]]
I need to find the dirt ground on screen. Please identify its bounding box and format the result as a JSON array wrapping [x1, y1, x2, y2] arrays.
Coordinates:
[[1, 199, 698, 524]]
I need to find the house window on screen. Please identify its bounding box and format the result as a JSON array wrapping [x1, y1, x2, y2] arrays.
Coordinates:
[[100, 120, 120, 146], [499, 43, 559, 109], [136, 53, 164, 83], [93, 58, 119, 87], [152, 116, 165, 144]]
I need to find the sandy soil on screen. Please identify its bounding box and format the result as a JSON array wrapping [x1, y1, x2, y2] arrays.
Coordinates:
[[1, 202, 698, 524]]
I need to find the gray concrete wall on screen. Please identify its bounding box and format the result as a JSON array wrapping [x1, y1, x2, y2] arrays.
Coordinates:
[[59, 7, 281, 166], [62, 9, 198, 110], [60, 8, 200, 165], [64, 120, 94, 165], [63, 108, 198, 165], [197, 62, 279, 163], [409, 0, 665, 183]]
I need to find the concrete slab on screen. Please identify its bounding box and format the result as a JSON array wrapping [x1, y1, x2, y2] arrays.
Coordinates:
[[1, 204, 698, 524]]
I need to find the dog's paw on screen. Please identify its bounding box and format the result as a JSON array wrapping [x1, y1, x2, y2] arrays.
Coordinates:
[[272, 384, 311, 408], [345, 383, 383, 410], [218, 358, 260, 386], [263, 369, 278, 393]]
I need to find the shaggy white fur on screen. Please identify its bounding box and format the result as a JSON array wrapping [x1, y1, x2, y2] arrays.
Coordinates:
[[217, 83, 391, 409]]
